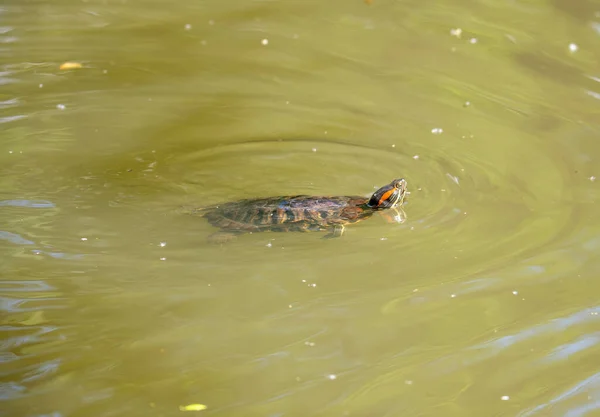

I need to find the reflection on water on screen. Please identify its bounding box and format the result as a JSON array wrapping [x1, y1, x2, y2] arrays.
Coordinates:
[[1, 0, 600, 416]]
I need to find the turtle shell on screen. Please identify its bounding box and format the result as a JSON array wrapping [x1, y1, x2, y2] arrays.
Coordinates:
[[201, 195, 373, 233]]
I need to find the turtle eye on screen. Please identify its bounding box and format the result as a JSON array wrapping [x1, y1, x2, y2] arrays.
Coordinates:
[[394, 178, 406, 189]]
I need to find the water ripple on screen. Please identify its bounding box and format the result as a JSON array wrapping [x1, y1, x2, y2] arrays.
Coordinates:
[[0, 200, 55, 208], [519, 372, 600, 417]]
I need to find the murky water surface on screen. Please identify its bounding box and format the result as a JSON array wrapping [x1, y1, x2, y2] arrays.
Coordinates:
[[2, 0, 600, 416]]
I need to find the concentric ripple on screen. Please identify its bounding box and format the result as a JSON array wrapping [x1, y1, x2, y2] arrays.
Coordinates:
[[166, 132, 573, 274]]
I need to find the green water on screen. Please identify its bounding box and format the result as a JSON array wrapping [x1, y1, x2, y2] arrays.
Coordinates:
[[2, 0, 600, 416]]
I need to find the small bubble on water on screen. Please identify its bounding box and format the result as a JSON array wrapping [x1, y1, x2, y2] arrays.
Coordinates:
[[501, 396, 510, 401], [8, 150, 13, 154], [590, 176, 596, 182], [431, 128, 443, 134], [103, 69, 108, 74], [413, 155, 419, 160], [451, 294, 457, 298], [305, 341, 315, 347], [57, 104, 66, 110], [160, 257, 166, 261], [391, 144, 396, 148], [184, 24, 192, 30], [469, 38, 478, 44], [464, 101, 471, 107], [261, 38, 269, 45], [327, 374, 337, 380], [568, 43, 578, 53], [39, 83, 43, 88], [312, 148, 317, 152], [266, 242, 272, 248], [450, 28, 462, 38], [81, 237, 88, 241], [380, 237, 388, 241], [208, 20, 215, 25], [512, 290, 518, 295], [405, 380, 413, 385], [309, 283, 317, 288], [159, 242, 166, 247]]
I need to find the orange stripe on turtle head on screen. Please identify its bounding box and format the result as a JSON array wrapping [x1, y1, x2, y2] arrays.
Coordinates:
[[378, 189, 395, 206]]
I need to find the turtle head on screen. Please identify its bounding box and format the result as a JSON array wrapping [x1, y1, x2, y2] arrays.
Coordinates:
[[367, 178, 408, 209]]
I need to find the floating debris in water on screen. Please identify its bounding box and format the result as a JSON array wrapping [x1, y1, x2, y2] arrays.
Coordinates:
[[590, 176, 596, 182], [413, 155, 419, 160], [179, 404, 207, 411], [431, 128, 443, 134], [450, 28, 462, 38], [159, 242, 167, 247], [261, 38, 269, 46], [81, 237, 88, 241], [568, 43, 578, 53], [59, 62, 82, 70], [266, 242, 272, 248]]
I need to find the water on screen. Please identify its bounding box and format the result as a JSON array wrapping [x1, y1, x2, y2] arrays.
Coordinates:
[[2, 0, 600, 416]]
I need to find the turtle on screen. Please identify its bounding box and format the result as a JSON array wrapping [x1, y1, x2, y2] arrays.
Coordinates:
[[193, 178, 408, 243]]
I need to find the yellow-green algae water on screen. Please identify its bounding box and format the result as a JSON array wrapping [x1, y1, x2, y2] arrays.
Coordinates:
[[1, 0, 600, 416]]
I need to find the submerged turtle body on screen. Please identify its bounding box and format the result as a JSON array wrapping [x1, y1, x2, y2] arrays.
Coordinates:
[[198, 178, 408, 243]]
